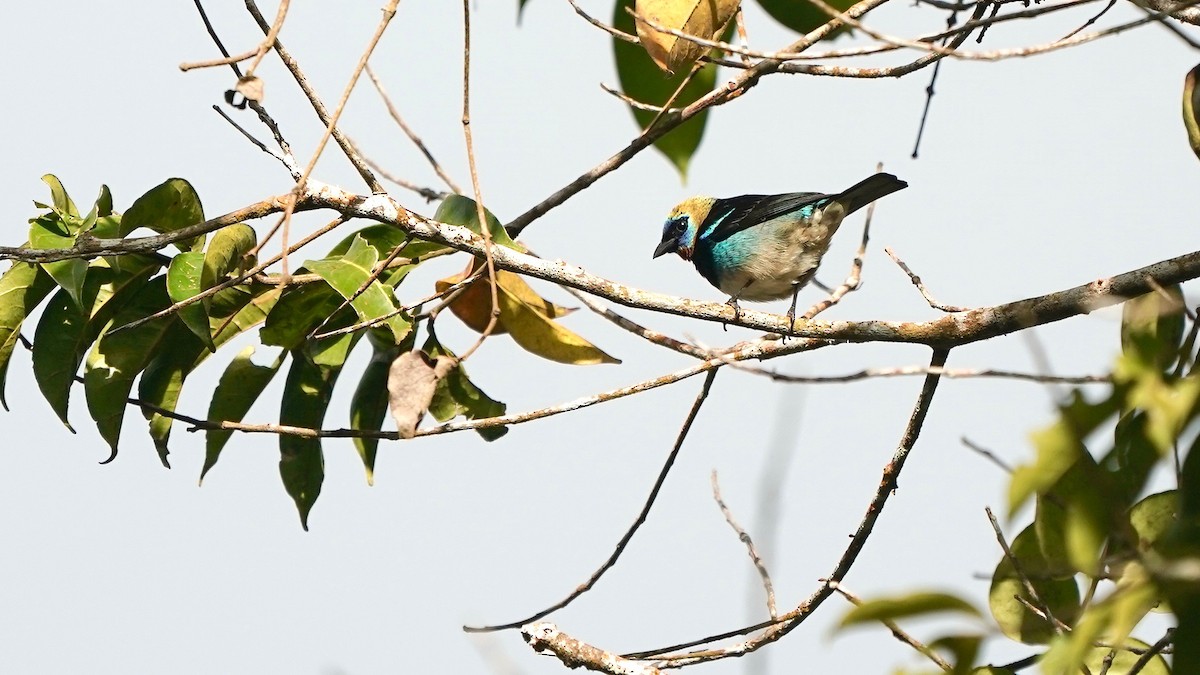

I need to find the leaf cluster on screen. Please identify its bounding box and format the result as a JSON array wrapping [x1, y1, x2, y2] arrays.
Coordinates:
[[2, 178, 618, 528]]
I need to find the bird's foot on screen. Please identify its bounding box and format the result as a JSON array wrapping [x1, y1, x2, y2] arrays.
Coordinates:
[[783, 305, 798, 342], [723, 297, 742, 331]]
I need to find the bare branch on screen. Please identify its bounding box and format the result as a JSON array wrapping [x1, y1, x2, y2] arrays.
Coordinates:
[[465, 369, 719, 632], [830, 582, 953, 671], [243, 0, 385, 194], [522, 623, 661, 675], [985, 507, 1071, 634], [886, 247, 970, 312], [627, 349, 952, 665], [13, 183, 1200, 350], [711, 470, 777, 619], [365, 64, 463, 194]]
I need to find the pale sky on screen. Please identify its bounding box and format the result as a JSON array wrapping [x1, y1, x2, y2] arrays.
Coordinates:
[[2, 2, 1197, 674]]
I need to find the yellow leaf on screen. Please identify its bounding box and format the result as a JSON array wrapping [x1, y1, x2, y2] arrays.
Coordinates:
[[634, 0, 740, 75], [496, 270, 575, 320], [436, 267, 503, 335], [498, 283, 620, 365], [436, 264, 576, 335]]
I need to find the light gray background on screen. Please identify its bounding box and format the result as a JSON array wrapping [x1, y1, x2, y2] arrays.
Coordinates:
[[1, 1, 1196, 673]]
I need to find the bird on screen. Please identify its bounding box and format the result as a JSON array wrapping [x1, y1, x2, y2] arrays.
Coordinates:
[[652, 172, 907, 331]]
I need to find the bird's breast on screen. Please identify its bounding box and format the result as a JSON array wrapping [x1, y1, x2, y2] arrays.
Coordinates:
[[695, 206, 846, 301]]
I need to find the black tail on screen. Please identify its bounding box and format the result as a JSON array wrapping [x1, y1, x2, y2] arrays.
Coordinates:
[[835, 173, 907, 215]]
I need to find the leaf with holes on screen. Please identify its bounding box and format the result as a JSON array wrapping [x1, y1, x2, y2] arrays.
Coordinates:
[[425, 335, 507, 441]]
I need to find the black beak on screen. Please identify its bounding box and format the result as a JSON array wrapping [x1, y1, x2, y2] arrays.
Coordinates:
[[653, 237, 678, 259]]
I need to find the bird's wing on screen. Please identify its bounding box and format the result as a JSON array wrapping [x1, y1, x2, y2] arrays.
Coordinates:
[[701, 192, 829, 243]]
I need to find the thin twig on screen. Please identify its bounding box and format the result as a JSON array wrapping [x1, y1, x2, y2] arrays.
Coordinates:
[[244, 0, 384, 194], [189, 0, 297, 170], [711, 470, 777, 619], [365, 64, 464, 194], [743, 364, 1108, 385], [962, 437, 1015, 473], [1127, 628, 1175, 674], [886, 247, 970, 312], [626, 349, 952, 666], [464, 369, 720, 633], [830, 582, 953, 671], [503, 0, 895, 237], [345, 135, 449, 202], [985, 507, 1071, 634], [1061, 0, 1117, 40], [457, 0, 501, 364], [211, 105, 299, 177]]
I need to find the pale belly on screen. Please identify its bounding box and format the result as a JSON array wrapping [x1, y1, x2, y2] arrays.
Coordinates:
[[711, 207, 845, 301]]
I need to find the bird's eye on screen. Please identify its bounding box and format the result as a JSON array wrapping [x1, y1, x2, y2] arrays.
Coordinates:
[[670, 217, 687, 234]]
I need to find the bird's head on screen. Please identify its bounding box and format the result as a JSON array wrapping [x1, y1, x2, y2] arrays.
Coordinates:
[[653, 197, 713, 261]]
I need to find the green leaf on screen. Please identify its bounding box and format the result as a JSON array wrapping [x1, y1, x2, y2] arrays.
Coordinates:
[[328, 223, 411, 259], [40, 174, 79, 218], [989, 525, 1081, 645], [83, 277, 175, 462], [1082, 640, 1170, 675], [350, 345, 397, 486], [202, 346, 285, 483], [434, 195, 523, 251], [1185, 63, 1200, 162], [425, 335, 508, 441], [279, 348, 347, 530], [755, 0, 856, 35], [31, 257, 158, 429], [1009, 389, 1120, 513], [1041, 595, 1165, 675], [29, 214, 88, 310], [836, 591, 980, 628], [138, 322, 206, 467], [0, 261, 56, 409], [1103, 412, 1159, 504], [1131, 491, 1179, 553], [928, 634, 983, 675], [260, 280, 344, 350], [1033, 451, 1119, 575], [307, 235, 412, 345], [166, 251, 213, 351], [211, 283, 282, 344], [136, 281, 273, 467], [121, 178, 206, 252], [94, 185, 114, 218], [202, 223, 256, 290], [1122, 288, 1185, 373], [614, 0, 727, 179]]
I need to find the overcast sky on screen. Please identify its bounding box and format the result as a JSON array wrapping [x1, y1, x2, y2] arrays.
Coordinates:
[[2, 2, 1197, 674]]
